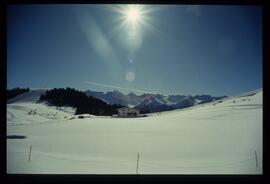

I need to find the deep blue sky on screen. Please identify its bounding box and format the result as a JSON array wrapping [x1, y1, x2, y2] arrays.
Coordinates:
[[7, 5, 262, 96]]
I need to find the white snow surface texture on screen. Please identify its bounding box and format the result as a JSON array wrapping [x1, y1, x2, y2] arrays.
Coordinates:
[[7, 89, 263, 174]]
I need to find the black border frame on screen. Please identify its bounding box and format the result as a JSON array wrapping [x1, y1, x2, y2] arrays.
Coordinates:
[[1, 0, 269, 183]]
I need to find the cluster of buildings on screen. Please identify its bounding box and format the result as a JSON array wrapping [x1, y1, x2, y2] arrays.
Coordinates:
[[116, 107, 140, 117]]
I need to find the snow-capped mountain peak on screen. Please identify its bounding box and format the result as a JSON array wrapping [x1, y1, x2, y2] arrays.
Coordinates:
[[128, 92, 138, 97], [84, 89, 227, 113]]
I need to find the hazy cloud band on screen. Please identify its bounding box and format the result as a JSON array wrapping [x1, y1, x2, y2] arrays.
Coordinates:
[[84, 81, 157, 94]]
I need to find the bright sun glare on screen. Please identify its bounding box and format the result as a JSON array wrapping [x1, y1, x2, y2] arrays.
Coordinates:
[[126, 6, 141, 22]]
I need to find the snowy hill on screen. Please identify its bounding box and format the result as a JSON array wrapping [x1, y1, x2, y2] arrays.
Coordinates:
[[7, 88, 262, 174], [7, 89, 75, 126], [7, 89, 47, 104]]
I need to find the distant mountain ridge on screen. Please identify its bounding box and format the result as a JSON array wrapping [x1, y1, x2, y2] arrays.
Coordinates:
[[85, 90, 227, 113]]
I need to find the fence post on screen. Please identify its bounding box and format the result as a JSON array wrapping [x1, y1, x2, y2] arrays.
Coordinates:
[[28, 145, 32, 163], [136, 152, 140, 174], [255, 150, 258, 168]]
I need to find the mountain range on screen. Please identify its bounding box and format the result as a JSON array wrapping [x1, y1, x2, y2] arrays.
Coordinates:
[[85, 90, 227, 113]]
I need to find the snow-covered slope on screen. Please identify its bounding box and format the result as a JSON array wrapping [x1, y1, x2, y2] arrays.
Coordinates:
[[7, 89, 75, 126], [7, 89, 263, 174], [7, 89, 47, 104]]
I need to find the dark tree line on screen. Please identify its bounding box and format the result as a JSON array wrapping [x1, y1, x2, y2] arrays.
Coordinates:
[[39, 88, 124, 115], [7, 87, 30, 100]]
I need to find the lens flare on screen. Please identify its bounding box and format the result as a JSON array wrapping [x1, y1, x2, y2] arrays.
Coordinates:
[[126, 6, 141, 22], [126, 71, 136, 82]]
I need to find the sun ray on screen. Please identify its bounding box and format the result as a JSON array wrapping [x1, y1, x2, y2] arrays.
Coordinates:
[[125, 5, 142, 23], [105, 4, 164, 52], [106, 4, 164, 25]]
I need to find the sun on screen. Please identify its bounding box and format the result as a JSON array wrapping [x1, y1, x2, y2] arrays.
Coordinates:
[[109, 4, 158, 31], [125, 5, 142, 23]]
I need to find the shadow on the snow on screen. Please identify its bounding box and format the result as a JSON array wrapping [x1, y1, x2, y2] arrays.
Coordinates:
[[7, 135, 27, 139]]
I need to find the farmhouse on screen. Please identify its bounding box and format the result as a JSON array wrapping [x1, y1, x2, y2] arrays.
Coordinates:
[[117, 107, 139, 117]]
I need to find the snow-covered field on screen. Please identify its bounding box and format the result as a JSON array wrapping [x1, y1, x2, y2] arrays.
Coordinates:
[[7, 89, 263, 174]]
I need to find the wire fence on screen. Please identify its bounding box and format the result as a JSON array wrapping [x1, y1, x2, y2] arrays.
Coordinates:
[[31, 151, 134, 164], [141, 158, 254, 169], [7, 150, 257, 171]]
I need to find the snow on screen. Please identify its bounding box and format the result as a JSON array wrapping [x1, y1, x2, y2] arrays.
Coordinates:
[[7, 89, 47, 104], [127, 104, 135, 108], [7, 89, 263, 174], [163, 96, 177, 105], [194, 99, 202, 104], [7, 102, 75, 126]]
